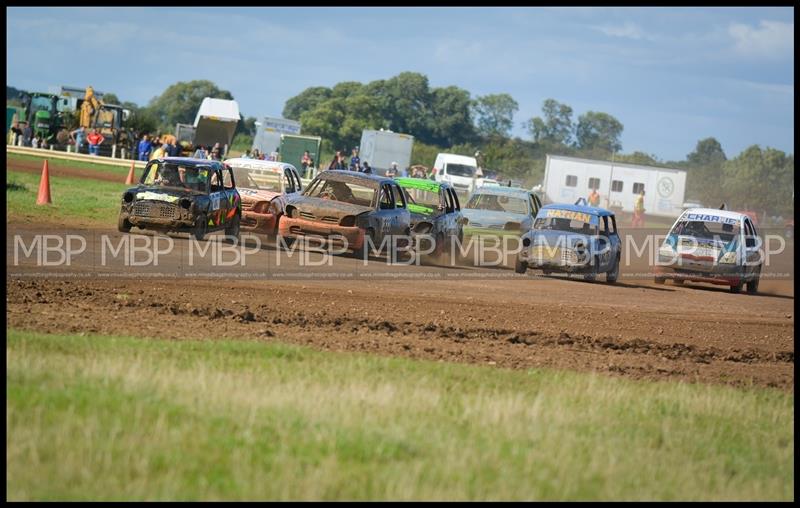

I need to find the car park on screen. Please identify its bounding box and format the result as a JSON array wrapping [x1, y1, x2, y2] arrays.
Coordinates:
[[278, 170, 411, 259], [516, 199, 621, 283], [655, 207, 762, 293], [395, 177, 466, 260], [461, 186, 542, 242], [117, 157, 241, 241], [224, 158, 303, 235]]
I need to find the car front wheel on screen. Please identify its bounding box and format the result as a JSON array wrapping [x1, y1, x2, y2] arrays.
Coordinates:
[[515, 257, 527, 274], [118, 214, 132, 233], [225, 213, 241, 243], [746, 267, 761, 294], [194, 214, 207, 242], [606, 258, 619, 284]]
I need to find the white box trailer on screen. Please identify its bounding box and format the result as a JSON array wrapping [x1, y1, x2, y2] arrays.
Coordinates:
[[193, 98, 240, 153], [252, 116, 301, 156], [543, 154, 687, 218], [359, 129, 414, 175]]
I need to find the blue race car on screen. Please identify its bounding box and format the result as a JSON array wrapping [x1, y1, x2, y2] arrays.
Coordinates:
[[461, 186, 542, 240], [516, 199, 621, 283]]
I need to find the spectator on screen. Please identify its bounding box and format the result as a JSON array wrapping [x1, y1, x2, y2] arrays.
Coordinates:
[[150, 142, 168, 160], [87, 128, 105, 156], [386, 161, 399, 178], [22, 123, 33, 147], [328, 150, 346, 170], [349, 147, 360, 171], [301, 150, 312, 174], [242, 149, 251, 159], [193, 144, 207, 160], [10, 122, 23, 146], [210, 145, 222, 160], [39, 136, 49, 150], [361, 161, 373, 174], [137, 134, 153, 161], [70, 126, 87, 154], [252, 148, 261, 160], [31, 135, 40, 149]]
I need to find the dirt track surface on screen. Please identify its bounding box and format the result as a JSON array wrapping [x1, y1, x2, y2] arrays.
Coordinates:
[[6, 156, 795, 391], [7, 224, 794, 390], [8, 158, 127, 183]]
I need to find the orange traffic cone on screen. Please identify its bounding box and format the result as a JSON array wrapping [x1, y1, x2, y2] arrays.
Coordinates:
[[125, 161, 136, 185], [36, 160, 52, 205]]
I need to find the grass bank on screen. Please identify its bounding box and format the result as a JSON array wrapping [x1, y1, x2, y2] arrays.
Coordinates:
[[8, 152, 131, 176], [6, 330, 793, 501], [6, 170, 124, 226]]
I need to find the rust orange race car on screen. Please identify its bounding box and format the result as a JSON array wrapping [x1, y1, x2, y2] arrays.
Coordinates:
[[224, 158, 303, 235], [278, 170, 411, 259]]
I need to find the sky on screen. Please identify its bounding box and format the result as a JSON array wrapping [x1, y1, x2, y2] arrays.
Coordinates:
[[6, 6, 794, 161]]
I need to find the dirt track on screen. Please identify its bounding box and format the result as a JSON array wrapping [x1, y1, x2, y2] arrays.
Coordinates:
[[6, 159, 795, 390], [7, 228, 794, 390]]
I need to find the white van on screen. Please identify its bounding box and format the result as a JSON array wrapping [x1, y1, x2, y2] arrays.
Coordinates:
[[432, 153, 478, 193]]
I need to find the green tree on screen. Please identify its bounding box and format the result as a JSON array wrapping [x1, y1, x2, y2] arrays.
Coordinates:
[[146, 80, 234, 132], [282, 86, 332, 121], [616, 151, 660, 166], [471, 93, 519, 138], [101, 93, 120, 105], [575, 111, 623, 152], [685, 137, 727, 205], [379, 72, 433, 138], [721, 145, 793, 215], [428, 86, 475, 146], [299, 98, 347, 150], [526, 98, 574, 145]]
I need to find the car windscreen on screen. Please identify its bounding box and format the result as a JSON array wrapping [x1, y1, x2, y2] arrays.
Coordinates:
[[465, 193, 528, 215], [446, 163, 476, 177], [670, 220, 740, 243], [230, 166, 282, 192], [303, 175, 377, 207], [534, 209, 598, 235], [142, 162, 208, 192], [402, 187, 440, 215]]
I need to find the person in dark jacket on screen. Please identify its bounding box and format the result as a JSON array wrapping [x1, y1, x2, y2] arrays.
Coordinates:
[[361, 161, 373, 174]]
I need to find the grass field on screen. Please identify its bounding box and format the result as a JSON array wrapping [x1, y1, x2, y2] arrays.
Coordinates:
[[8, 152, 132, 176], [7, 170, 124, 226], [6, 330, 793, 501]]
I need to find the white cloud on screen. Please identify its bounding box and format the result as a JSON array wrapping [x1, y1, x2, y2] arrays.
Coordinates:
[[728, 20, 793, 59], [593, 21, 646, 40]]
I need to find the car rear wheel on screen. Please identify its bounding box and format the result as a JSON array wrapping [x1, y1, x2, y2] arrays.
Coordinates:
[[654, 276, 666, 284], [746, 267, 761, 294], [730, 280, 743, 293], [225, 213, 241, 243], [606, 257, 619, 284], [117, 214, 132, 233], [358, 229, 375, 261], [194, 214, 207, 242], [673, 279, 684, 285]]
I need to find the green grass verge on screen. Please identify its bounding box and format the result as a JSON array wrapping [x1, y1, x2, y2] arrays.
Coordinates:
[[8, 152, 132, 176], [6, 330, 793, 501], [7, 170, 124, 225]]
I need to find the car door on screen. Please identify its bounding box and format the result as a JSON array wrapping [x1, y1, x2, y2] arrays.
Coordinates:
[[222, 164, 240, 223], [527, 192, 542, 229], [448, 187, 465, 239], [441, 186, 456, 238], [374, 183, 396, 245], [742, 218, 760, 277], [390, 182, 410, 235], [208, 165, 228, 230]]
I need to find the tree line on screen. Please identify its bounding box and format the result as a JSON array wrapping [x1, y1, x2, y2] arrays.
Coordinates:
[[65, 74, 792, 217]]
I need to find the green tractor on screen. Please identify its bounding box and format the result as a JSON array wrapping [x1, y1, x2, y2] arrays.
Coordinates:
[[19, 92, 63, 144]]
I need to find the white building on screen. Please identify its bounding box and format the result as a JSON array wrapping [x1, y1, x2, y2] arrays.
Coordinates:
[[542, 154, 687, 218]]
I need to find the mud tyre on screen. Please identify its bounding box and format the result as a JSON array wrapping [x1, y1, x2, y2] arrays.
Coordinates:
[[194, 214, 207, 242], [515, 257, 527, 274], [225, 213, 241, 243], [117, 215, 132, 233], [746, 267, 761, 294], [606, 258, 619, 284]]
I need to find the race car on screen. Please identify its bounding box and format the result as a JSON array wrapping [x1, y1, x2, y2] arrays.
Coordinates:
[[515, 199, 621, 283], [395, 177, 466, 260], [461, 186, 542, 241], [117, 157, 241, 241], [278, 170, 411, 259], [655, 207, 762, 294], [224, 158, 303, 235]]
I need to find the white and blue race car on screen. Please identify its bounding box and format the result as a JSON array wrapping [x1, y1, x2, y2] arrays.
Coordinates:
[[655, 207, 762, 294]]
